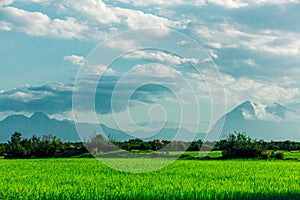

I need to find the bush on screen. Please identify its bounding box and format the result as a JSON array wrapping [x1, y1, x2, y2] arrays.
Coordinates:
[[221, 132, 267, 159], [273, 151, 284, 160], [261, 151, 271, 159]]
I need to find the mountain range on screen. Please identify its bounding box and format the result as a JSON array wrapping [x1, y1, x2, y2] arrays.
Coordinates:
[[210, 101, 300, 141], [0, 101, 299, 142], [0, 112, 205, 142]]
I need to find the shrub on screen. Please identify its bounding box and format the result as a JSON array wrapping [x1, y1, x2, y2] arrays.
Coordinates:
[[221, 132, 267, 159], [273, 151, 284, 160], [261, 151, 271, 159]]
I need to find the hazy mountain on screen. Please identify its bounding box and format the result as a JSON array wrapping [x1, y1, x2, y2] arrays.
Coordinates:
[[2, 101, 299, 143], [210, 101, 300, 141], [0, 112, 205, 142], [0, 112, 79, 142]]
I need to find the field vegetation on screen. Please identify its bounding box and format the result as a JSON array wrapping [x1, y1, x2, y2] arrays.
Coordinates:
[[1, 132, 299, 160], [0, 158, 299, 199]]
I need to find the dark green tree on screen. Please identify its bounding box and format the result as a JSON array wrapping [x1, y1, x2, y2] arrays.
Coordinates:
[[7, 132, 27, 158], [221, 132, 267, 159]]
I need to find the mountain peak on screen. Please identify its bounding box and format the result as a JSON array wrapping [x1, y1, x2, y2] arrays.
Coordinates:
[[265, 102, 287, 118], [228, 101, 290, 122], [228, 101, 256, 120], [30, 112, 50, 120]]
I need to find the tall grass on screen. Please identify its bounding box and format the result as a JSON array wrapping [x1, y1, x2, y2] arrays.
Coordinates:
[[0, 158, 299, 199]]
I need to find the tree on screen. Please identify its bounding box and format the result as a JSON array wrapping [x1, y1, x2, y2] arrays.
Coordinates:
[[6, 132, 27, 158], [34, 135, 63, 158], [221, 132, 267, 159], [85, 134, 118, 153]]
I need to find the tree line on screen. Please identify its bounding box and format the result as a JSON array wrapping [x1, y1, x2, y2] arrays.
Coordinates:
[[0, 132, 86, 158], [0, 132, 299, 159]]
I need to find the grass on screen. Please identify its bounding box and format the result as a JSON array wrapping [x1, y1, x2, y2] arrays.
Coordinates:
[[284, 150, 300, 160], [0, 158, 299, 199]]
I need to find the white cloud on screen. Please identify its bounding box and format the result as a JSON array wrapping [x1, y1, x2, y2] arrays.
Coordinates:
[[124, 50, 200, 65], [117, 0, 300, 8], [208, 0, 248, 8], [105, 39, 137, 51], [241, 103, 281, 121], [0, 6, 91, 40], [241, 101, 298, 121], [0, 20, 12, 31], [224, 75, 300, 105], [9, 92, 34, 102], [3, 89, 54, 103], [116, 0, 186, 7], [131, 64, 180, 78], [0, 0, 14, 6], [208, 49, 218, 59], [91, 65, 116, 76], [244, 59, 257, 66], [0, 0, 187, 42], [58, 0, 187, 31], [188, 71, 300, 106], [64, 55, 85, 66], [206, 42, 223, 49], [59, 0, 121, 25], [197, 22, 300, 56], [253, 0, 299, 5], [176, 40, 188, 45]]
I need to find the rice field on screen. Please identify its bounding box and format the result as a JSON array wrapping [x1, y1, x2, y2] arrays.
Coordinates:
[[0, 158, 299, 200]]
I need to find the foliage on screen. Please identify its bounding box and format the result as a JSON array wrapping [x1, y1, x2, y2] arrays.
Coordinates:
[[0, 159, 299, 199], [215, 139, 300, 151], [3, 132, 86, 158], [273, 151, 284, 160], [221, 132, 267, 159], [1, 132, 299, 159], [261, 151, 271, 159], [114, 139, 203, 152], [267, 140, 300, 151], [85, 134, 118, 153]]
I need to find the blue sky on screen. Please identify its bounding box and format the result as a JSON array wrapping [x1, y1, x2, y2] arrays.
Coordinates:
[[1, 0, 300, 133]]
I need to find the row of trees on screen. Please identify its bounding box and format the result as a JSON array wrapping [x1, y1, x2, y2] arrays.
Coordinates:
[[114, 139, 205, 152], [215, 132, 300, 159], [84, 135, 205, 153], [1, 131, 300, 159], [215, 136, 300, 152], [0, 132, 86, 158]]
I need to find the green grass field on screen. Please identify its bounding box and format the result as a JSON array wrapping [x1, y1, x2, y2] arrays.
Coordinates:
[[0, 158, 299, 200]]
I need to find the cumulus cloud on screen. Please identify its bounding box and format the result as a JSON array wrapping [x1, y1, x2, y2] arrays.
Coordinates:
[[130, 63, 180, 78], [197, 22, 300, 56], [224, 75, 300, 105], [0, 0, 187, 42], [64, 55, 85, 66], [188, 70, 300, 106], [0, 20, 12, 31], [117, 0, 299, 8], [124, 50, 200, 65], [91, 65, 116, 75], [0, 83, 72, 114], [56, 0, 187, 34], [0, 0, 14, 6], [0, 6, 91, 40], [208, 0, 248, 9], [243, 59, 257, 67], [105, 39, 137, 51]]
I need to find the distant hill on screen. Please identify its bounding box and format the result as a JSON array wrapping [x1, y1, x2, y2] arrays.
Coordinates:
[[2, 100, 299, 143], [210, 101, 300, 141], [0, 112, 205, 142], [0, 112, 80, 142]]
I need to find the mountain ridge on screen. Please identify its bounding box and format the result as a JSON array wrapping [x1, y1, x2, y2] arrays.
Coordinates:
[[0, 112, 205, 142], [210, 101, 300, 141]]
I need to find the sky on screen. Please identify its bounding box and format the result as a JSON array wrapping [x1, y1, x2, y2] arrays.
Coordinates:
[[1, 0, 300, 133]]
